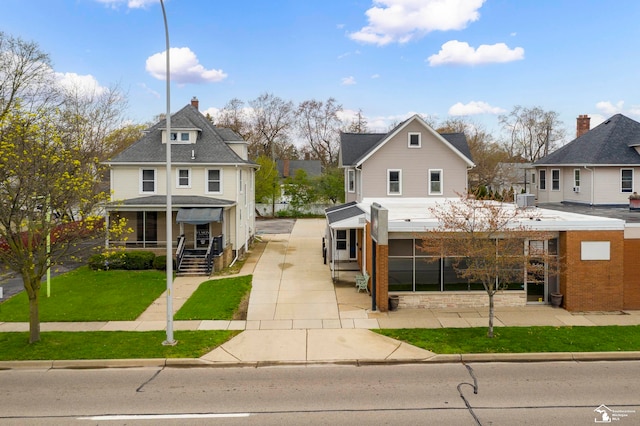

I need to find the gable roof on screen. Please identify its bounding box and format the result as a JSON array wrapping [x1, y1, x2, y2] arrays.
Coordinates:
[[340, 114, 474, 167], [108, 104, 254, 166], [535, 114, 640, 166]]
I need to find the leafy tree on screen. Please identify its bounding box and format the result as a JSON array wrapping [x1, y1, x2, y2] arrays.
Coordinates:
[[0, 106, 126, 343], [417, 193, 558, 337], [254, 155, 281, 209], [316, 166, 344, 203], [284, 169, 317, 213], [499, 106, 566, 162], [436, 117, 509, 192]]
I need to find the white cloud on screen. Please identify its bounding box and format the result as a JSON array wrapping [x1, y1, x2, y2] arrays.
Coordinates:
[[596, 100, 624, 115], [145, 47, 227, 84], [138, 82, 160, 99], [371, 73, 380, 79], [428, 40, 524, 66], [448, 101, 506, 116], [349, 0, 485, 46], [342, 76, 357, 85], [55, 72, 107, 98], [95, 0, 157, 9]]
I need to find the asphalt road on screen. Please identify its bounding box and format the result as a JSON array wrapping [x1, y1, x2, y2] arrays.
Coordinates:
[[1, 361, 639, 425]]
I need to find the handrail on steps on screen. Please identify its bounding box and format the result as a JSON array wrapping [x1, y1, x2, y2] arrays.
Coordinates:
[[176, 235, 186, 270]]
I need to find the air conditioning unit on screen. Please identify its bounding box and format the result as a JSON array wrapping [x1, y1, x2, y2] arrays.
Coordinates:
[[573, 186, 580, 193], [516, 193, 536, 208]]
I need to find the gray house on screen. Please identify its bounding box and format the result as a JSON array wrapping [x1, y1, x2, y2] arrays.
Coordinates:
[[325, 114, 474, 276], [534, 114, 640, 205]]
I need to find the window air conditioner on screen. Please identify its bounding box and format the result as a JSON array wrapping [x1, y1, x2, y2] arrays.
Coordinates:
[[573, 186, 580, 193]]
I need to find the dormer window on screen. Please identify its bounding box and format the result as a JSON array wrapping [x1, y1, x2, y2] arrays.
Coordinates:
[[408, 132, 421, 148], [166, 131, 192, 143]]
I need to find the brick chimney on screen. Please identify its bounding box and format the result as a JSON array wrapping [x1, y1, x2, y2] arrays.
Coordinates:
[[576, 114, 590, 138], [191, 96, 199, 110], [283, 159, 290, 177]]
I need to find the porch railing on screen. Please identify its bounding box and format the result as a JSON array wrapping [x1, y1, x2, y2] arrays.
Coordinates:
[[176, 234, 186, 270], [205, 237, 215, 275]]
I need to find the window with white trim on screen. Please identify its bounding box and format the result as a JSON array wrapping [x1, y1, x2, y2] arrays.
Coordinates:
[[574, 169, 580, 188], [336, 229, 347, 250], [177, 168, 191, 188], [551, 169, 560, 191], [206, 169, 222, 194], [539, 170, 546, 190], [239, 170, 243, 193], [621, 168, 633, 193], [347, 169, 355, 193], [408, 132, 421, 148], [388, 169, 401, 195], [141, 168, 156, 193], [429, 169, 443, 195]]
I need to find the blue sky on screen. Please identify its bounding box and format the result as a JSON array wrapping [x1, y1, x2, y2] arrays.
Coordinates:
[[2, 0, 639, 140]]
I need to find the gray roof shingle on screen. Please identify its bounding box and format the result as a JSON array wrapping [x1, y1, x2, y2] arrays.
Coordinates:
[[109, 104, 253, 165], [276, 160, 322, 178], [339, 116, 473, 167], [535, 114, 640, 165]]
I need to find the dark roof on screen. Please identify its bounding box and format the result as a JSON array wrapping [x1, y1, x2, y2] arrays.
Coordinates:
[[111, 195, 235, 208], [340, 115, 473, 166], [535, 114, 640, 166], [276, 159, 322, 178], [325, 201, 357, 213], [325, 203, 365, 225], [109, 104, 253, 165]]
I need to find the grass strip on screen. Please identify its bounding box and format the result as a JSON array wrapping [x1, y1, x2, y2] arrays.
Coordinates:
[[0, 267, 167, 322], [0, 330, 238, 360], [375, 325, 640, 354], [175, 275, 252, 320]]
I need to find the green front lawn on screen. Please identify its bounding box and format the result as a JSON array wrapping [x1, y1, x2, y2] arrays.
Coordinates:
[[0, 330, 238, 360], [175, 275, 252, 320], [376, 326, 640, 354], [0, 267, 167, 322]]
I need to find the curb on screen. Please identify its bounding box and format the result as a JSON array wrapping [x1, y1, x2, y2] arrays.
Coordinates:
[[2, 352, 640, 370]]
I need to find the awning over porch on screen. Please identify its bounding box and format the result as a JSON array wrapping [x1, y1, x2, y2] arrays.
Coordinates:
[[325, 202, 366, 229], [176, 207, 222, 225]]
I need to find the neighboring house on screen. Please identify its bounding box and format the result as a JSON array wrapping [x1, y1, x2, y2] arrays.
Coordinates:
[[324, 113, 640, 313], [325, 114, 474, 275], [534, 114, 640, 205], [276, 159, 322, 203], [340, 114, 474, 203], [104, 97, 257, 274], [493, 162, 535, 196]]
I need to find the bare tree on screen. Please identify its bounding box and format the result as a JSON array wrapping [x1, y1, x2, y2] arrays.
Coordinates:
[[57, 83, 129, 163], [0, 31, 59, 121], [248, 92, 295, 160], [296, 97, 342, 169], [499, 106, 565, 162], [418, 193, 558, 337], [215, 97, 253, 141], [344, 108, 368, 133]]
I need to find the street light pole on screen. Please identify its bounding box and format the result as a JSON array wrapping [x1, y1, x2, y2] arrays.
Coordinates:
[[160, 0, 175, 346]]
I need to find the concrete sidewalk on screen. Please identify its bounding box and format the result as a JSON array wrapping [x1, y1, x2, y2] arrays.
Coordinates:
[[2, 218, 640, 365]]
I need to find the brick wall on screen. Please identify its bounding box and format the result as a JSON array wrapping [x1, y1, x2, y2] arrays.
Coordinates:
[[396, 291, 526, 309], [376, 244, 389, 311], [560, 230, 624, 311], [624, 239, 640, 309]]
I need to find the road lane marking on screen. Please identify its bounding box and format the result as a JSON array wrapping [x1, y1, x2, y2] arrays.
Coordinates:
[[78, 413, 250, 421]]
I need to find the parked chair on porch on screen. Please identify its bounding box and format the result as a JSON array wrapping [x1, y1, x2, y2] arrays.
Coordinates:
[[355, 272, 370, 294]]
